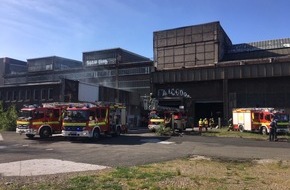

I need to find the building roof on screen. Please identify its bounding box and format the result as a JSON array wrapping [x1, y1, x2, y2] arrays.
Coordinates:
[[82, 47, 151, 67], [0, 57, 27, 74], [224, 38, 290, 61], [83, 48, 150, 61], [27, 55, 81, 62], [228, 38, 290, 53]]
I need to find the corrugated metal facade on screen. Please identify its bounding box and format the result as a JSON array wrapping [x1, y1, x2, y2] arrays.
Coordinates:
[[152, 21, 290, 123], [153, 21, 231, 70]]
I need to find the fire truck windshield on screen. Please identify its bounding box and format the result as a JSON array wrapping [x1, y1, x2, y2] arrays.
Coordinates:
[[18, 110, 33, 119], [64, 110, 89, 121], [149, 112, 160, 119]]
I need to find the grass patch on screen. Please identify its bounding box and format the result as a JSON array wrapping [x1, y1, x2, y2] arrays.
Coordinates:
[[202, 127, 290, 141], [3, 158, 290, 190]]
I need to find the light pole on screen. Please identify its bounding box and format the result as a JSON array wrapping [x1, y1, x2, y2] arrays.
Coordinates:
[[115, 54, 121, 103]]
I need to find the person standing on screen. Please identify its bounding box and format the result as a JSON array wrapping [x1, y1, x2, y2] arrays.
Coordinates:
[[227, 118, 233, 131], [269, 117, 277, 141], [203, 118, 208, 131], [198, 118, 203, 134], [209, 118, 215, 129]]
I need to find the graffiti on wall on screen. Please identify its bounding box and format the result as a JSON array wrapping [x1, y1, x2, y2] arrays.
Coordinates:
[[157, 88, 191, 98]]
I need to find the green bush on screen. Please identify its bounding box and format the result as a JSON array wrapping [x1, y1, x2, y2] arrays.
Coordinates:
[[0, 102, 18, 131], [156, 125, 172, 136]]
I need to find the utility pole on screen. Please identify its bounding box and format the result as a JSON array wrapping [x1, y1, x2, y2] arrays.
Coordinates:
[[115, 54, 121, 103]]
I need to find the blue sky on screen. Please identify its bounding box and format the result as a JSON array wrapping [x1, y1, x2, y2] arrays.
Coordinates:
[[1, 0, 290, 61]]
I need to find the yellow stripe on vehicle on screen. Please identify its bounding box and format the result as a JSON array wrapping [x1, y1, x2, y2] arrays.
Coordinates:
[[17, 121, 29, 125], [32, 122, 43, 125], [150, 119, 164, 122], [47, 121, 60, 124], [88, 123, 96, 127], [32, 121, 60, 125], [88, 123, 105, 127], [260, 122, 270, 126]]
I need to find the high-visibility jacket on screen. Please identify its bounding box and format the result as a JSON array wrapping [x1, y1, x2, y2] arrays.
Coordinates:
[[203, 119, 208, 126], [198, 119, 203, 127]]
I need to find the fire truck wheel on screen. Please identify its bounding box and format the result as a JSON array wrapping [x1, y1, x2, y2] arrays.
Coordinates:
[[26, 134, 35, 139], [93, 128, 100, 140], [261, 127, 268, 135], [239, 125, 244, 132], [39, 127, 51, 138]]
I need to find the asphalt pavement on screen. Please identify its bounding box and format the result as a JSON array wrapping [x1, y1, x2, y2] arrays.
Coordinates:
[[1, 129, 290, 177]]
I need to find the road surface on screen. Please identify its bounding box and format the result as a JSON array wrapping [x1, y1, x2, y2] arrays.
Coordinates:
[[1, 129, 290, 176]]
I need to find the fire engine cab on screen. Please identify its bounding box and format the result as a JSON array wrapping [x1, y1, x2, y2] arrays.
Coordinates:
[[148, 107, 187, 132], [232, 108, 290, 135], [62, 102, 127, 140], [16, 103, 66, 139]]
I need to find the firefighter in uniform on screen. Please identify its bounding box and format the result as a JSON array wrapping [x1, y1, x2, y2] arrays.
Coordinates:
[[198, 118, 204, 134], [227, 118, 233, 131], [209, 118, 215, 129], [203, 118, 209, 131], [269, 117, 277, 141]]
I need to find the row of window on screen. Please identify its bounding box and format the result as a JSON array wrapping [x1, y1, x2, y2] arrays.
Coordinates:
[[5, 67, 151, 85], [0, 88, 54, 102], [98, 80, 150, 89], [93, 66, 151, 78]]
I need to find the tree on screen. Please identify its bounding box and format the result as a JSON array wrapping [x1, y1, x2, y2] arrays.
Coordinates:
[[5, 104, 18, 131], [0, 102, 18, 131]]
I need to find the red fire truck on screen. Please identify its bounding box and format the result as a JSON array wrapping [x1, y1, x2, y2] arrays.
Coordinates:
[[16, 103, 67, 139], [148, 107, 187, 132], [232, 108, 290, 135], [62, 102, 127, 140]]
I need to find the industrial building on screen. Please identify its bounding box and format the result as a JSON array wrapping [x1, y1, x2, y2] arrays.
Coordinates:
[[0, 57, 27, 86], [81, 48, 152, 96], [2, 21, 290, 127], [152, 21, 290, 124], [0, 49, 153, 127]]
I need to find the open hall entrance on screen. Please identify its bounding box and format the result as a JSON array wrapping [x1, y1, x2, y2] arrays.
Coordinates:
[[194, 101, 223, 125]]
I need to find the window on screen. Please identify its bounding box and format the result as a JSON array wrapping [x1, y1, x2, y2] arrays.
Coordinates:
[[28, 59, 53, 72], [34, 110, 45, 119], [265, 114, 271, 122], [253, 113, 259, 121], [41, 89, 47, 100], [25, 90, 31, 101], [89, 111, 95, 120], [48, 88, 53, 100], [118, 67, 150, 76], [53, 109, 60, 118], [6, 91, 11, 102], [46, 109, 54, 118], [33, 89, 40, 100], [12, 90, 18, 101], [46, 64, 52, 70], [19, 90, 24, 101], [96, 108, 107, 122]]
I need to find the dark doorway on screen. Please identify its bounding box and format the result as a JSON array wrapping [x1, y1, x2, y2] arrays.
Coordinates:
[[195, 102, 223, 123], [158, 97, 184, 108]]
